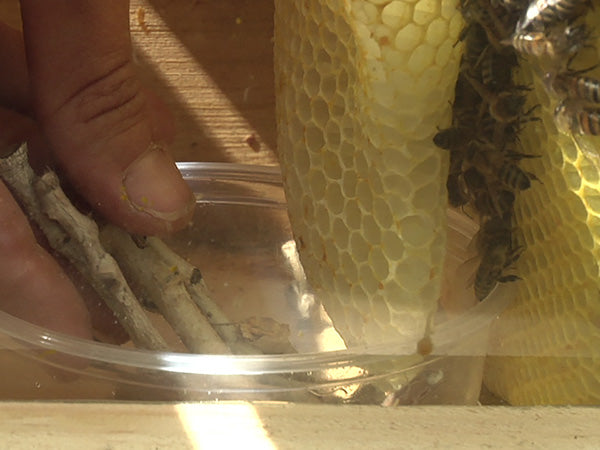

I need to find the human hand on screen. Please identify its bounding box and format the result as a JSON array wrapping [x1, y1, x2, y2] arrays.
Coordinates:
[[0, 1, 195, 341]]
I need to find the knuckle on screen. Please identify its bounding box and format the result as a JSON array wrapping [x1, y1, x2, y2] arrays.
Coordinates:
[[54, 58, 147, 143]]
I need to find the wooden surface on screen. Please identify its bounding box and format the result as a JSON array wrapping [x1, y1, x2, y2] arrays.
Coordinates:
[[0, 0, 279, 166], [0, 401, 599, 449], [129, 0, 278, 165]]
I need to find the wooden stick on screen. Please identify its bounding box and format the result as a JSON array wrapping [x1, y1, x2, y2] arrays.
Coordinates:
[[0, 144, 168, 351], [99, 224, 232, 354]]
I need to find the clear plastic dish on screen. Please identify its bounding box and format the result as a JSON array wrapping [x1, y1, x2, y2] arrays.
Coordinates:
[[0, 163, 513, 404]]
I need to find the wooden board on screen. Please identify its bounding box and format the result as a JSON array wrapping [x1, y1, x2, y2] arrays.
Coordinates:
[[0, 0, 279, 165], [0, 401, 599, 449]]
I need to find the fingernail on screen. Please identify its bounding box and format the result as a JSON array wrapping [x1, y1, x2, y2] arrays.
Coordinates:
[[123, 143, 194, 222]]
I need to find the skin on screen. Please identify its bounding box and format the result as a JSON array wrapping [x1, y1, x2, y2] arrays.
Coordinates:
[[0, 1, 196, 341]]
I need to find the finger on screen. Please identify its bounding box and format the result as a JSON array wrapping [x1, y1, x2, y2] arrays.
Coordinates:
[[0, 21, 29, 113], [0, 107, 35, 152], [0, 180, 92, 340], [20, 0, 195, 235]]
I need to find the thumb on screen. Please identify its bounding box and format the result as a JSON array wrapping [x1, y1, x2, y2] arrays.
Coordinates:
[[20, 0, 195, 235]]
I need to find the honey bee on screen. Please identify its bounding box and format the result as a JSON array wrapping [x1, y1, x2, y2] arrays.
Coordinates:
[[554, 100, 600, 135], [491, 0, 529, 12], [474, 188, 516, 219], [462, 165, 517, 218], [548, 72, 600, 104], [464, 73, 528, 123], [447, 149, 471, 207], [474, 217, 522, 300], [461, 0, 513, 49], [480, 49, 519, 92], [516, 0, 591, 33], [510, 23, 589, 61], [499, 162, 539, 190], [475, 242, 522, 300], [459, 22, 491, 69], [447, 173, 470, 207], [433, 127, 465, 150]]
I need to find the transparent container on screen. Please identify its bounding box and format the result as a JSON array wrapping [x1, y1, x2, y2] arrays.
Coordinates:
[[0, 163, 512, 403]]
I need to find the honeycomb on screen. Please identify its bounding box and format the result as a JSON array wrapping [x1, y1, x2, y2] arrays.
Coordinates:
[[274, 0, 463, 347], [482, 11, 600, 404]]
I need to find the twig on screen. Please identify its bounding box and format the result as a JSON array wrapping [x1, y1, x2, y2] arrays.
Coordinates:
[[0, 144, 168, 351], [99, 224, 232, 354], [144, 236, 262, 354]]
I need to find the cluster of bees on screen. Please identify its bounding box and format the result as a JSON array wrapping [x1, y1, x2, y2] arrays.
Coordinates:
[[434, 0, 595, 300]]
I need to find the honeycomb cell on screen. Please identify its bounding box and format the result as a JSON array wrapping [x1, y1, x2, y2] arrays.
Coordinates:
[[311, 97, 330, 128], [372, 197, 394, 228], [447, 8, 463, 40], [381, 230, 406, 260], [580, 159, 600, 185], [435, 39, 454, 68], [324, 120, 342, 149], [400, 215, 434, 247], [369, 246, 390, 280], [324, 239, 340, 268], [350, 231, 370, 261], [341, 169, 358, 197], [304, 68, 321, 98], [560, 137, 579, 163], [372, 24, 395, 48], [300, 39, 314, 66], [340, 251, 359, 283], [358, 264, 381, 296], [305, 123, 326, 152], [308, 169, 327, 200], [564, 192, 588, 222], [412, 183, 440, 211], [382, 47, 407, 69], [381, 145, 412, 174], [316, 203, 332, 235], [390, 70, 416, 95], [345, 198, 363, 229], [332, 217, 350, 249], [395, 257, 430, 291], [394, 23, 423, 52], [582, 186, 600, 214], [407, 43, 436, 75], [320, 24, 340, 55], [382, 172, 412, 193], [368, 166, 386, 195], [381, 1, 412, 29], [316, 47, 333, 74], [413, 0, 439, 25], [325, 183, 345, 214], [296, 90, 312, 123], [439, 0, 459, 19], [416, 66, 442, 92], [362, 214, 382, 244], [356, 179, 374, 211], [321, 74, 337, 101], [425, 17, 448, 46], [352, 1, 380, 23], [371, 293, 392, 325]]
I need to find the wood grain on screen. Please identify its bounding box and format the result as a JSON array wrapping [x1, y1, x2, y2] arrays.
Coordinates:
[[0, 401, 599, 449], [0, 0, 279, 165], [129, 0, 278, 165]]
